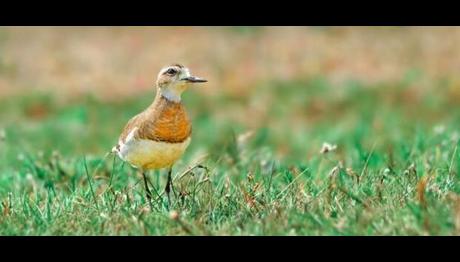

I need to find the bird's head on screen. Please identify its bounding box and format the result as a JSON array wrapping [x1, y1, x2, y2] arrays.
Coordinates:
[[156, 64, 207, 102]]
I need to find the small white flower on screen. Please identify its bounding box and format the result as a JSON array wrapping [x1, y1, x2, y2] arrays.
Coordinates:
[[0, 129, 5, 141], [328, 165, 340, 177], [320, 142, 337, 154], [17, 154, 25, 161], [260, 159, 268, 167], [37, 151, 44, 158], [434, 125, 445, 135], [404, 163, 416, 175], [52, 150, 60, 159], [237, 130, 255, 148], [408, 163, 416, 170], [169, 210, 179, 220]]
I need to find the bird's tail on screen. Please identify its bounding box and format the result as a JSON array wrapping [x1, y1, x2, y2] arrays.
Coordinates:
[[111, 144, 120, 155]]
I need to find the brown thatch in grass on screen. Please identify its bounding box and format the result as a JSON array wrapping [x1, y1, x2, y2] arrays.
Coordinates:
[[417, 176, 429, 209]]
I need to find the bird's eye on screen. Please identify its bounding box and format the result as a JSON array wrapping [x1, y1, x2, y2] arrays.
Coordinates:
[[166, 68, 177, 75]]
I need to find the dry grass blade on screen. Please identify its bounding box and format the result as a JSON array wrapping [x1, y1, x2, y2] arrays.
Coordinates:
[[83, 156, 100, 212], [417, 176, 428, 209], [276, 168, 309, 200], [449, 143, 458, 176], [175, 155, 209, 182], [360, 142, 377, 179]]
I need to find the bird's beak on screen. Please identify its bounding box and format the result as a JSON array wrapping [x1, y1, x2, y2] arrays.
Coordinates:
[[181, 76, 207, 83]]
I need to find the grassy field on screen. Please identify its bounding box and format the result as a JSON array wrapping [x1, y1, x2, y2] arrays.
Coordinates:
[[1, 72, 460, 235]]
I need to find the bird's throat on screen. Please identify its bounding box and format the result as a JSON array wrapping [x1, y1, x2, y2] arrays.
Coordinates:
[[159, 86, 186, 103]]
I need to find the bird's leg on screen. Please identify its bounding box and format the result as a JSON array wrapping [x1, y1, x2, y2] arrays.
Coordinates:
[[165, 166, 176, 207], [142, 170, 154, 211], [170, 167, 178, 198]]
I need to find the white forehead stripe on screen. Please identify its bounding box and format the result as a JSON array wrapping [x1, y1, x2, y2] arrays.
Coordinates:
[[181, 68, 191, 78]]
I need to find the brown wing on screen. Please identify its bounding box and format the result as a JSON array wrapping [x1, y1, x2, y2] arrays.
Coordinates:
[[117, 112, 144, 144]]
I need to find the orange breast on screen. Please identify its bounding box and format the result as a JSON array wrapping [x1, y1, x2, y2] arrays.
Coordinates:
[[152, 102, 191, 142], [137, 96, 192, 143]]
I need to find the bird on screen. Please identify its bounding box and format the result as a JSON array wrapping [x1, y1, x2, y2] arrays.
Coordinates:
[[112, 64, 207, 210]]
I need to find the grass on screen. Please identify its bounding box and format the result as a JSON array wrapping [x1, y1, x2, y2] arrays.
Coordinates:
[[1, 74, 460, 235]]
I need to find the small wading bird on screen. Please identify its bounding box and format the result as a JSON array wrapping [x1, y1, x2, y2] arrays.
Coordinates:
[[112, 64, 207, 210]]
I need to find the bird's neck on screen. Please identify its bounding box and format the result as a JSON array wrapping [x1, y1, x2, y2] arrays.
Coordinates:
[[150, 90, 183, 111], [158, 88, 183, 103]]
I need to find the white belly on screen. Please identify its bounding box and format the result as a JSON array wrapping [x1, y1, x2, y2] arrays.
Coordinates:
[[115, 130, 191, 170]]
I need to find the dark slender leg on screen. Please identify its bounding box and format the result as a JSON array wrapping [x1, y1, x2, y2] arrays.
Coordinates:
[[165, 167, 175, 206], [142, 171, 154, 211]]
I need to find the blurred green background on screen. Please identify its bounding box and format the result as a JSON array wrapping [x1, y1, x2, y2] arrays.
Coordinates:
[[1, 27, 459, 161]]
